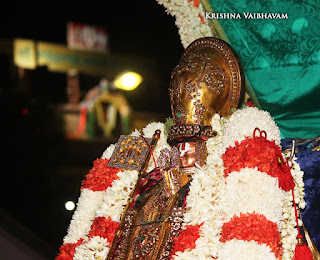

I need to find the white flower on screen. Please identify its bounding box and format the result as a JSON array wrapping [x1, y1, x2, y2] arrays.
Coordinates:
[[219, 239, 278, 260], [277, 155, 305, 258], [62, 106, 304, 260], [281, 189, 299, 258], [101, 144, 115, 159], [95, 170, 138, 222], [129, 129, 141, 137], [221, 107, 281, 152], [74, 236, 110, 260], [63, 189, 106, 244], [183, 165, 221, 225], [222, 167, 285, 226], [299, 200, 306, 209], [156, 0, 213, 48]]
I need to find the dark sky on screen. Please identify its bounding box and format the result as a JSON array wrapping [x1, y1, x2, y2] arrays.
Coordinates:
[[1, 0, 184, 111], [1, 0, 183, 67], [0, 1, 184, 258]]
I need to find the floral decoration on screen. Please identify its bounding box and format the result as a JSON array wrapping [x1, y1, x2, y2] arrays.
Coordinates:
[[57, 107, 306, 260], [63, 189, 106, 244], [94, 169, 139, 222], [218, 108, 305, 260], [74, 236, 110, 260], [81, 158, 120, 191], [67, 168, 138, 257], [56, 238, 84, 260], [280, 156, 305, 260], [156, 0, 213, 48], [222, 135, 295, 191], [170, 224, 203, 258], [220, 212, 282, 259], [221, 107, 281, 150], [222, 167, 285, 226], [219, 239, 279, 260], [101, 144, 116, 160], [88, 216, 120, 242]]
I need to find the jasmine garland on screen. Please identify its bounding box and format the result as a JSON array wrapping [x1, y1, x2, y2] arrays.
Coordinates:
[[57, 108, 305, 260]]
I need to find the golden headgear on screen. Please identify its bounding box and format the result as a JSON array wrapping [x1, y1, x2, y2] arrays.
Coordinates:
[[168, 37, 245, 144]]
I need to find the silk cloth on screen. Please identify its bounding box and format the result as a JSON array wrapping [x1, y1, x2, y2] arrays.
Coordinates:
[[281, 138, 320, 251], [204, 0, 320, 138]]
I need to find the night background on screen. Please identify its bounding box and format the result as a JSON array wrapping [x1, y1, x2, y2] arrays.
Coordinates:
[[0, 1, 184, 258]]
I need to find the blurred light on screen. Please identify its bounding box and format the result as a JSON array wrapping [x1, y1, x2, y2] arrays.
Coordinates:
[[65, 201, 75, 211], [114, 71, 142, 91], [22, 108, 29, 116]]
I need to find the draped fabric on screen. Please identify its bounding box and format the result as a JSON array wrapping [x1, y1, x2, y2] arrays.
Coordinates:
[[203, 0, 320, 139], [281, 138, 320, 251], [198, 0, 320, 252]]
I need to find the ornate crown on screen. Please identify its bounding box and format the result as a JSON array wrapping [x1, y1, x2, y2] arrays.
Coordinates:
[[168, 37, 245, 144]]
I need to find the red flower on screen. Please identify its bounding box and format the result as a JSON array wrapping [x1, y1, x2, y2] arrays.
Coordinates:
[[81, 158, 120, 191], [169, 224, 203, 258], [220, 213, 282, 259], [188, 0, 200, 7], [198, 14, 206, 24], [88, 216, 120, 243], [55, 239, 84, 260], [245, 99, 256, 107], [222, 136, 295, 191]]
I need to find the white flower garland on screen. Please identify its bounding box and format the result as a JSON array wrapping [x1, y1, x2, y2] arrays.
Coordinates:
[[170, 108, 303, 259], [70, 169, 139, 256], [169, 112, 226, 259], [156, 0, 213, 48], [74, 236, 110, 260], [174, 164, 225, 259], [221, 107, 281, 152], [222, 167, 285, 226], [219, 239, 278, 260], [63, 189, 106, 244], [95, 169, 139, 222], [101, 143, 116, 160], [218, 108, 306, 260], [60, 107, 305, 260], [63, 124, 165, 256], [280, 156, 305, 260]]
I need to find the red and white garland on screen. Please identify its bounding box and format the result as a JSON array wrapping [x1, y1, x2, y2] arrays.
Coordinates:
[[156, 0, 213, 48], [218, 108, 305, 260], [56, 107, 305, 260], [72, 165, 139, 259]]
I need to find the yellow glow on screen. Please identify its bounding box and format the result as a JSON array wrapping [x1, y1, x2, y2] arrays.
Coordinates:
[[65, 201, 75, 211], [114, 71, 142, 91]]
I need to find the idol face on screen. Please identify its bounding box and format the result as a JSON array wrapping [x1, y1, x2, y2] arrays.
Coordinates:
[[177, 141, 196, 168]]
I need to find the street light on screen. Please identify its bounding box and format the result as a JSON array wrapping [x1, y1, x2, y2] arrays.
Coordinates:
[[114, 71, 143, 91], [65, 201, 75, 211]]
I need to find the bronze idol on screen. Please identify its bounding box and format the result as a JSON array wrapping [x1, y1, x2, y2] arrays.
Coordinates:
[[106, 37, 244, 260], [57, 36, 316, 260]]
